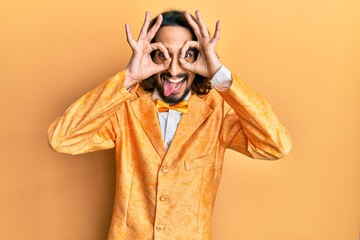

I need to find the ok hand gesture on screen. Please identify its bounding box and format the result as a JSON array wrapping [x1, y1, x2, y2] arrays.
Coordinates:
[[124, 12, 171, 89], [180, 10, 222, 78]]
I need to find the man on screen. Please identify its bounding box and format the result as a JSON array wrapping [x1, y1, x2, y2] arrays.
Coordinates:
[[48, 10, 291, 240]]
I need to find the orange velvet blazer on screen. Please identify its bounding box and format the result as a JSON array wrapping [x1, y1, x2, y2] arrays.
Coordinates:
[[48, 70, 291, 240]]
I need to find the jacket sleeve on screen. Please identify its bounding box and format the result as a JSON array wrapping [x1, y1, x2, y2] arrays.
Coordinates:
[[47, 71, 136, 155], [218, 74, 292, 160]]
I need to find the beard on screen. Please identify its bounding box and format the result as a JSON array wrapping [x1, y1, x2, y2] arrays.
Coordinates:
[[155, 72, 191, 104]]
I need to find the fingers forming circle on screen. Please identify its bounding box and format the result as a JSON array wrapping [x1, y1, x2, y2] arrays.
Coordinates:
[[180, 41, 199, 59], [150, 42, 170, 59]]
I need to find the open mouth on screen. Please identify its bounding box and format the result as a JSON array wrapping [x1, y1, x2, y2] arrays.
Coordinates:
[[161, 74, 188, 97]]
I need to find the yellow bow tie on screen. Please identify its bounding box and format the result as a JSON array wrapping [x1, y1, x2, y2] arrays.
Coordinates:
[[155, 99, 188, 114]]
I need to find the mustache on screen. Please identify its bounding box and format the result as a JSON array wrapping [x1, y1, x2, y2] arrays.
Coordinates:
[[160, 72, 189, 80]]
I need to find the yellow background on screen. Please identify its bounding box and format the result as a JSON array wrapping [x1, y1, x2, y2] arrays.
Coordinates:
[[0, 0, 359, 239]]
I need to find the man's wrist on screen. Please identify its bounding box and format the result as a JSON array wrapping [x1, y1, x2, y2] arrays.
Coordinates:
[[209, 63, 222, 79], [210, 65, 232, 91], [124, 69, 139, 90]]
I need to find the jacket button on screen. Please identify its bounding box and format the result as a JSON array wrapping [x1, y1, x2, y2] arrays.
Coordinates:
[[162, 166, 169, 173], [160, 195, 168, 201], [156, 224, 164, 231]]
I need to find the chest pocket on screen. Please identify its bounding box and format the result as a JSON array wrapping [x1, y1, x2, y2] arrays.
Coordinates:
[[184, 154, 215, 171]]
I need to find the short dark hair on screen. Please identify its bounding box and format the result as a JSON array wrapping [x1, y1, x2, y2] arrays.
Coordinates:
[[140, 10, 212, 95]]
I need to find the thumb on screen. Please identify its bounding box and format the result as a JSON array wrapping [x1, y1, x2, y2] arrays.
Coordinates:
[[179, 58, 195, 72], [154, 58, 171, 72]]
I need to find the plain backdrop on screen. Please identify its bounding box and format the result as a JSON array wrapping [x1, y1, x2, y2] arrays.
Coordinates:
[[0, 0, 359, 239]]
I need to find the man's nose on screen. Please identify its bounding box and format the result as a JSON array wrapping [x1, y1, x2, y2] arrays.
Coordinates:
[[168, 57, 183, 76]]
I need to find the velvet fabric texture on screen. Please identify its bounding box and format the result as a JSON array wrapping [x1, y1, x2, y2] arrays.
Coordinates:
[[48, 70, 291, 240]]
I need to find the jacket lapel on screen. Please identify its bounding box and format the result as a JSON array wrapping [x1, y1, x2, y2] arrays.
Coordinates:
[[130, 88, 213, 161], [164, 94, 213, 161], [130, 88, 166, 159]]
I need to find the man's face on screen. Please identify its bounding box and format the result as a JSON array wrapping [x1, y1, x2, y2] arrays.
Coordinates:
[[153, 26, 197, 104]]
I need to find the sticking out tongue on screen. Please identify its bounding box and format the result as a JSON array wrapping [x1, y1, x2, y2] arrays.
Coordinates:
[[163, 80, 183, 97]]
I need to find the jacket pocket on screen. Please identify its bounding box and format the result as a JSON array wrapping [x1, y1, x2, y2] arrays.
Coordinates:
[[184, 154, 215, 171]]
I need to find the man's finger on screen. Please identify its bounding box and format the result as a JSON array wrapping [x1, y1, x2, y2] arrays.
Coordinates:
[[125, 24, 136, 48], [159, 58, 172, 70], [179, 58, 196, 72], [195, 10, 209, 39], [152, 58, 171, 74], [146, 14, 163, 41], [184, 11, 202, 40], [180, 41, 198, 59], [138, 11, 151, 40], [210, 20, 221, 45], [150, 42, 170, 59]]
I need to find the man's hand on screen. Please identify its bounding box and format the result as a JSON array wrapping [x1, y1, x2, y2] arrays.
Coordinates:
[[180, 10, 222, 78], [124, 12, 171, 89]]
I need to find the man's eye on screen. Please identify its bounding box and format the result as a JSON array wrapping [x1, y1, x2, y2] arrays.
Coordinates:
[[158, 52, 164, 58], [185, 52, 192, 58], [184, 51, 196, 63]]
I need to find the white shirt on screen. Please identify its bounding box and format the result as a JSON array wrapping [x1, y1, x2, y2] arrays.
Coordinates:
[[152, 66, 232, 150]]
